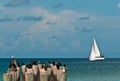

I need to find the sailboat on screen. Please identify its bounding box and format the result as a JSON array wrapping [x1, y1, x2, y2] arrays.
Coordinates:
[[89, 38, 105, 61]]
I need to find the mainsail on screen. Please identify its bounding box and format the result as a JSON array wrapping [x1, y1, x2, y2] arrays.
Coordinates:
[[89, 38, 105, 61], [90, 45, 95, 59], [93, 38, 100, 57]]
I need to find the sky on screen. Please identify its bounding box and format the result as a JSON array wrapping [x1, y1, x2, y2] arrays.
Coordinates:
[[0, 0, 120, 58]]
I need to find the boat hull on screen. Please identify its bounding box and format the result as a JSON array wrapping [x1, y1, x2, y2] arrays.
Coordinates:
[[89, 57, 105, 61]]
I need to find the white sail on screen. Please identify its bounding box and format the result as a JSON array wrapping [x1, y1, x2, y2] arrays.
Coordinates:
[[89, 38, 105, 61], [93, 38, 100, 57], [90, 45, 95, 60]]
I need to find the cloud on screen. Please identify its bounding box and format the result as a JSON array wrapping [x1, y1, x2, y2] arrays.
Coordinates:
[[46, 21, 57, 25], [16, 16, 43, 21], [50, 36, 56, 40], [0, 15, 13, 22], [0, 4, 119, 57], [0, 6, 99, 56], [79, 16, 90, 21], [5, 0, 30, 7], [0, 15, 43, 22], [53, 3, 63, 8], [118, 3, 120, 8], [81, 27, 96, 32], [16, 7, 94, 51]]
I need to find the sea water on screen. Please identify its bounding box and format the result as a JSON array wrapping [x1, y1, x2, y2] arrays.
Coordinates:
[[0, 58, 120, 81]]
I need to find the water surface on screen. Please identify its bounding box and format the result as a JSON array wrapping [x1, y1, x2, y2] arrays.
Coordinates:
[[0, 58, 120, 81]]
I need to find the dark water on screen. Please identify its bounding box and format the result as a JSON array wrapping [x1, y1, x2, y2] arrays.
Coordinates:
[[1, 58, 120, 81]]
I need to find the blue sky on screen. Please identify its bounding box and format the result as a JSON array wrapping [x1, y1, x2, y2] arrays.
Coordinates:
[[0, 0, 120, 58]]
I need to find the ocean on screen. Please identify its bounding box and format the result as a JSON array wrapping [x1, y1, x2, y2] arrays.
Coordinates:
[[1, 58, 120, 81]]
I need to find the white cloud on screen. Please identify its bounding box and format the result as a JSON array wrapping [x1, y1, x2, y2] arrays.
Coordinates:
[[5, 0, 30, 7], [18, 7, 93, 51], [0, 6, 98, 53], [118, 3, 120, 8]]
